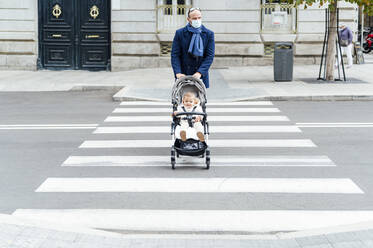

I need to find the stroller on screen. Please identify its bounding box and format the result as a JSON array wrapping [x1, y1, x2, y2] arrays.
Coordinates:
[[171, 76, 210, 170]]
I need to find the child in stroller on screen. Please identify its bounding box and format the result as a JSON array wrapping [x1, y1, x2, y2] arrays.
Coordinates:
[[173, 92, 205, 142], [171, 76, 210, 170]]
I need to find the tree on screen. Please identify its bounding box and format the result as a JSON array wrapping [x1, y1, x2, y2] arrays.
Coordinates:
[[278, 0, 372, 80]]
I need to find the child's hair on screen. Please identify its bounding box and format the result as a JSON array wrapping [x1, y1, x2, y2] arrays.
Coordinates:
[[183, 92, 196, 99], [182, 92, 196, 103]]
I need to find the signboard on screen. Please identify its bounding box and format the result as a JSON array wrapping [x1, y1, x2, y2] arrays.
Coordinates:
[[272, 11, 288, 26], [354, 42, 365, 64]]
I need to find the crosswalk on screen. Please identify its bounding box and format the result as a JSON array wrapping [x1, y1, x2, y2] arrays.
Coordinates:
[[12, 101, 372, 233]]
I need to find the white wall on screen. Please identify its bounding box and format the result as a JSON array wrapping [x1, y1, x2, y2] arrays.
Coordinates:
[[0, 0, 37, 70]]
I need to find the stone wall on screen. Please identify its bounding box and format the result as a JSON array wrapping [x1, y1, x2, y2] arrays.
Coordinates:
[[0, 0, 37, 70], [295, 1, 358, 57], [111, 0, 160, 71], [111, 0, 359, 71], [0, 0, 360, 71]]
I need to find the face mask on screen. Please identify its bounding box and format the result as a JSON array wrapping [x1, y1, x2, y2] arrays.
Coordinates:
[[191, 19, 202, 28]]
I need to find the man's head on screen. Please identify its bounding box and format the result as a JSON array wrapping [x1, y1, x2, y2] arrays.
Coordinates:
[[187, 7, 202, 28], [340, 23, 346, 30]]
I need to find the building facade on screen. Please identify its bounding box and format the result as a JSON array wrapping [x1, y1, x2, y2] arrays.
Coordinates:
[[0, 0, 358, 71]]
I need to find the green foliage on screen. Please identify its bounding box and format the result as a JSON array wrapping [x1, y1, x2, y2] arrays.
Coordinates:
[[272, 0, 372, 15]]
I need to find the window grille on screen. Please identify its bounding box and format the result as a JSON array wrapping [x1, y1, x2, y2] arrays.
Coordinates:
[[264, 44, 275, 57], [261, 0, 297, 33], [160, 42, 172, 56]]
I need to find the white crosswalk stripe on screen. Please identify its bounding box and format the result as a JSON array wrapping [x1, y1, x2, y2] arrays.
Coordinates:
[[113, 107, 281, 113], [36, 178, 363, 193], [21, 101, 366, 233], [120, 101, 274, 106], [63, 155, 335, 167], [94, 125, 301, 133], [105, 115, 290, 122], [79, 139, 316, 148]]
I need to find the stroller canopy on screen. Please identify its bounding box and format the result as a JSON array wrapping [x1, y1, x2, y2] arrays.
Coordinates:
[[171, 76, 207, 105]]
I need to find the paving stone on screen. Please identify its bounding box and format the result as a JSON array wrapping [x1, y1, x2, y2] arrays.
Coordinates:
[[129, 238, 160, 248], [0, 224, 25, 236], [10, 236, 45, 248], [157, 238, 187, 248], [300, 244, 333, 248], [119, 238, 132, 247], [362, 239, 373, 247], [74, 233, 106, 244], [102, 236, 123, 246], [230, 239, 274, 248], [20, 226, 53, 240], [39, 239, 74, 248], [325, 232, 360, 243], [0, 236, 15, 248], [47, 230, 78, 242], [271, 239, 301, 248], [295, 235, 330, 246], [186, 239, 218, 248], [331, 240, 367, 248], [355, 230, 373, 240], [73, 242, 119, 248]]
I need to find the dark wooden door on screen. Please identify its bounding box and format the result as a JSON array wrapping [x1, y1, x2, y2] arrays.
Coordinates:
[[38, 0, 111, 71]]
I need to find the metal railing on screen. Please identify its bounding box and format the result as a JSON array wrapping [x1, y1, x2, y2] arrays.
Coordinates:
[[261, 3, 297, 33], [157, 5, 191, 33]]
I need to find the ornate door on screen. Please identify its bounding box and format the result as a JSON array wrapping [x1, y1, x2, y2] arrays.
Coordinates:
[[38, 0, 111, 70]]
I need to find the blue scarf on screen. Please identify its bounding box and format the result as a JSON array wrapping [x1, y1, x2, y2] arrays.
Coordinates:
[[187, 24, 204, 58]]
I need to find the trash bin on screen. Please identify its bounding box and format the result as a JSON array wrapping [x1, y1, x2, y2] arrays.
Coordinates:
[[274, 42, 293, 82]]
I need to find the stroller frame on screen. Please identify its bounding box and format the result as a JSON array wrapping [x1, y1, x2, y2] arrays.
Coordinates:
[[170, 76, 210, 169]]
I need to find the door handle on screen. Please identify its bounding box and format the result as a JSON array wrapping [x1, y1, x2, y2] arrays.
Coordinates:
[[86, 35, 100, 39], [52, 34, 62, 38]]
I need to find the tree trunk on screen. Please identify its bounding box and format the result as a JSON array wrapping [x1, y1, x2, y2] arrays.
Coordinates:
[[325, 1, 338, 81]]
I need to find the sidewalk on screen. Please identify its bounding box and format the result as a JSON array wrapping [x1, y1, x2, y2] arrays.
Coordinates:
[[1, 213, 373, 248], [0, 54, 372, 102]]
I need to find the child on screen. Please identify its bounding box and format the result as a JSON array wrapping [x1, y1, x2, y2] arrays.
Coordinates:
[[173, 92, 205, 142]]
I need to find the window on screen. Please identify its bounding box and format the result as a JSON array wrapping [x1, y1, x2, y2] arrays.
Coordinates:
[[177, 0, 185, 15], [164, 0, 172, 15], [261, 0, 297, 33], [157, 0, 192, 33]]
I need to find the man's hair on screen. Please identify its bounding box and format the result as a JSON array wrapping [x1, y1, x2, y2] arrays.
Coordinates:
[[187, 7, 201, 18]]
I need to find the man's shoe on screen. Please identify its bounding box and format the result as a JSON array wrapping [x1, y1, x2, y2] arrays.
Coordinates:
[[197, 132, 205, 142], [180, 131, 187, 141]]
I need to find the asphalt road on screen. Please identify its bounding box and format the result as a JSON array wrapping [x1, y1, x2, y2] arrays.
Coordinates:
[[1, 91, 373, 233]]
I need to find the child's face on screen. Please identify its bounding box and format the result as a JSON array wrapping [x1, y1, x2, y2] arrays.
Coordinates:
[[183, 97, 194, 107]]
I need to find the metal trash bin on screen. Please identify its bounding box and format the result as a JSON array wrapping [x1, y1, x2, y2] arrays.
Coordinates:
[[274, 42, 293, 82]]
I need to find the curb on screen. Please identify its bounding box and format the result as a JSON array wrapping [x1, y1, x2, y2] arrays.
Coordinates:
[[70, 85, 124, 92], [0, 214, 123, 238], [1, 212, 373, 240]]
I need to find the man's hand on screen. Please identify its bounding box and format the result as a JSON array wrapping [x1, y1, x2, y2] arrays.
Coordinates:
[[176, 73, 186, 79], [193, 72, 202, 79], [195, 116, 201, 122]]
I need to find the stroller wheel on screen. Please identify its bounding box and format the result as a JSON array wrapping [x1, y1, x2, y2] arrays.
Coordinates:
[[171, 146, 176, 170], [205, 149, 210, 170]]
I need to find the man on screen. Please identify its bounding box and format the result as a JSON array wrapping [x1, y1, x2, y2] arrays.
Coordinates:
[[336, 24, 354, 69], [171, 7, 215, 88]]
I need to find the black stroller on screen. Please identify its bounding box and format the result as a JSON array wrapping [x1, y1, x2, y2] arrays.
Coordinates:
[[171, 76, 210, 169]]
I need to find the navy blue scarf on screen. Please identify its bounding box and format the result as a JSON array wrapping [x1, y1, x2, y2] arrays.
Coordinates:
[[187, 24, 204, 58]]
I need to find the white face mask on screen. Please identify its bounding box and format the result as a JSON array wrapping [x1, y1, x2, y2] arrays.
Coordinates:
[[191, 19, 202, 28]]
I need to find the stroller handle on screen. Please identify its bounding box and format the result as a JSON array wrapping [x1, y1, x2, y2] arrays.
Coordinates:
[[174, 112, 206, 118]]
